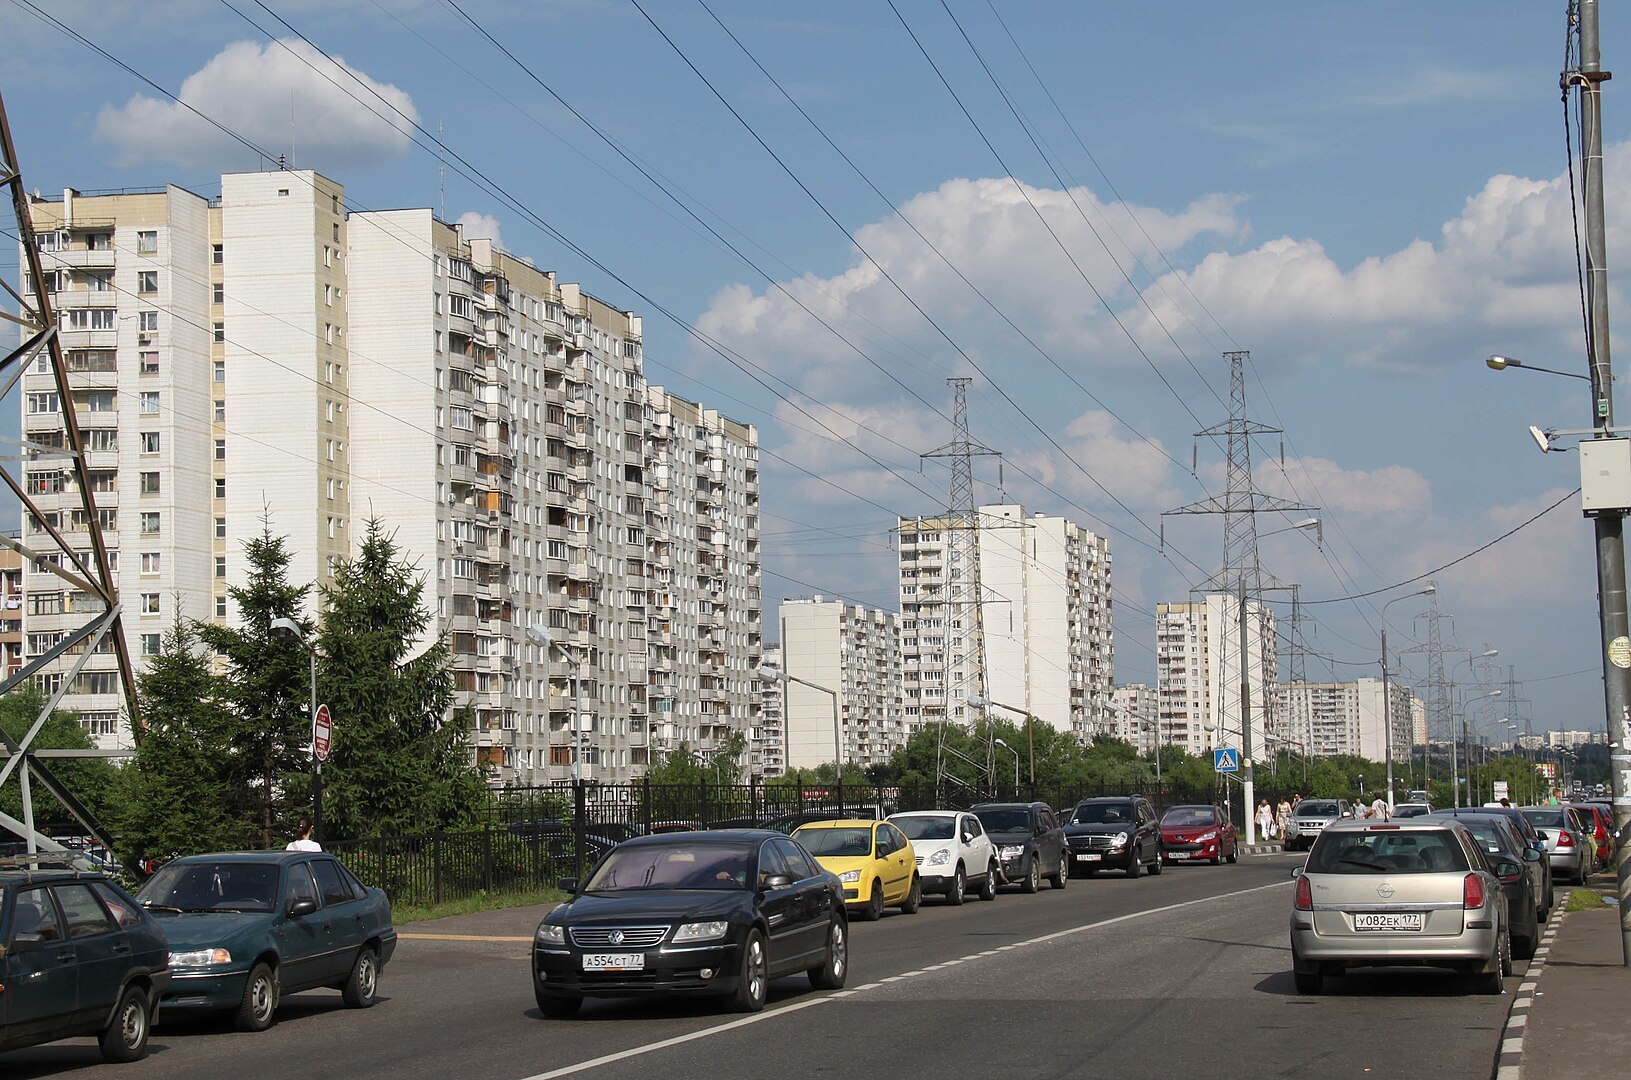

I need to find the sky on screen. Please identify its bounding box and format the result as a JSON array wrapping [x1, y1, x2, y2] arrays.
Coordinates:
[[0, 1, 1625, 740]]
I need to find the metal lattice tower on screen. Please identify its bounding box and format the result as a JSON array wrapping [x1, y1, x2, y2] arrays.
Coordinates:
[[921, 378, 1000, 794], [1286, 585, 1312, 752], [1403, 587, 1451, 784], [0, 87, 138, 859]]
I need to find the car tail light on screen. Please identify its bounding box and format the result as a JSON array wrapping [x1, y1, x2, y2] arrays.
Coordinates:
[[1558, 830, 1574, 848], [1463, 873, 1487, 910], [1294, 875, 1313, 910]]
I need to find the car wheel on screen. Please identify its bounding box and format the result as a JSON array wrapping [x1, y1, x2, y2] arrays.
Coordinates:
[[1472, 934, 1506, 995], [1051, 851, 1068, 889], [1149, 849, 1163, 875], [341, 946, 380, 1008], [809, 918, 848, 990], [979, 863, 998, 901], [861, 881, 884, 921], [729, 930, 769, 1013], [1126, 852, 1141, 879], [537, 991, 582, 1019], [900, 874, 922, 914], [100, 985, 151, 1063], [1226, 846, 1238, 864], [1021, 857, 1040, 894], [946, 865, 966, 906], [234, 962, 279, 1032], [1293, 968, 1323, 995], [1513, 927, 1536, 962]]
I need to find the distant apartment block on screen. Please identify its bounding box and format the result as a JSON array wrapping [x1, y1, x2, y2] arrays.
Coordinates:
[[1546, 729, 1608, 748], [897, 503, 1112, 739], [0, 543, 22, 680], [754, 644, 784, 777], [1154, 595, 1276, 756], [777, 598, 905, 771], [1274, 678, 1412, 760], [1111, 683, 1157, 752], [19, 174, 760, 776]]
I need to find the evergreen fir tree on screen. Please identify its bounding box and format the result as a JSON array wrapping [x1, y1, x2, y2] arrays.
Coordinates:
[[0, 685, 119, 831]]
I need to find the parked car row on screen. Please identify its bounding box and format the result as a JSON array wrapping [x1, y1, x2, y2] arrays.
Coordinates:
[[1, 850, 397, 1063]]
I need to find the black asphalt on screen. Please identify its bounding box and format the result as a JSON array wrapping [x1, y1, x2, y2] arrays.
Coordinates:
[[1, 853, 1519, 1079]]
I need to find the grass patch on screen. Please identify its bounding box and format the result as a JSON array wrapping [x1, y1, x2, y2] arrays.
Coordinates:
[[1565, 888, 1606, 912], [392, 888, 566, 925]]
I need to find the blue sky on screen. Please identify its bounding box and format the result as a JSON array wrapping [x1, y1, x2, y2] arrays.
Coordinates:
[[2, 1, 1625, 738]]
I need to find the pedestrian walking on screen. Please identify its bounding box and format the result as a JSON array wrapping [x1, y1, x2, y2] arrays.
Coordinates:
[[1276, 797, 1292, 838], [1255, 799, 1275, 839], [286, 816, 321, 852]]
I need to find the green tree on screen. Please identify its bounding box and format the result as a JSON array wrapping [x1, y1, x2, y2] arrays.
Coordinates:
[[196, 521, 313, 848], [115, 619, 248, 858], [316, 519, 487, 840], [0, 685, 119, 831]]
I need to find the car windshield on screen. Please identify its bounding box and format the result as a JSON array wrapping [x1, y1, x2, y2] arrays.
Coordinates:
[[1072, 803, 1133, 824], [1523, 810, 1565, 829], [139, 861, 281, 912], [1308, 830, 1471, 874], [1297, 801, 1338, 816], [795, 827, 875, 857], [891, 816, 955, 841], [1393, 804, 1431, 818], [975, 809, 1031, 834], [582, 844, 751, 891], [1161, 807, 1216, 827]]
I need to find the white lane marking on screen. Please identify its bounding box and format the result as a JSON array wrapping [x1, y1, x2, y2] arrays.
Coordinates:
[[517, 879, 1291, 1080]]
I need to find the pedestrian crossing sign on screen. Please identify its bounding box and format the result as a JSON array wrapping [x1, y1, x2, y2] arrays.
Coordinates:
[[1213, 748, 1240, 773]]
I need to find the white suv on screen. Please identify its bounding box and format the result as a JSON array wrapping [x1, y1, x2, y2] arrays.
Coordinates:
[[888, 811, 1000, 904]]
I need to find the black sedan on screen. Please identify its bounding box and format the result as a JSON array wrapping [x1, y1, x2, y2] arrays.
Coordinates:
[[532, 830, 847, 1017]]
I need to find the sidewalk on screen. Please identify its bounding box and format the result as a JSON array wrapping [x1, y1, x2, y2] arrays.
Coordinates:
[[1506, 897, 1630, 1079]]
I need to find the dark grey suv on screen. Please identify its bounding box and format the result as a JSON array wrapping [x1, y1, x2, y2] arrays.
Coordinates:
[[1065, 796, 1163, 878], [971, 802, 1067, 893]]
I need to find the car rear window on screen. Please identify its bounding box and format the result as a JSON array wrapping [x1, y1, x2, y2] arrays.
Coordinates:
[[795, 827, 875, 857], [1523, 810, 1565, 829], [974, 808, 1031, 833], [1297, 801, 1339, 816], [1308, 829, 1471, 874]]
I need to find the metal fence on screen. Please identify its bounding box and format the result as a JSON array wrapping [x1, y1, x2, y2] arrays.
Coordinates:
[[335, 777, 1304, 907]]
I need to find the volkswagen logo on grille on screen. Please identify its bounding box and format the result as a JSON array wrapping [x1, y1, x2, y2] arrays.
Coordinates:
[[609, 930, 626, 945], [1377, 882, 1395, 899]]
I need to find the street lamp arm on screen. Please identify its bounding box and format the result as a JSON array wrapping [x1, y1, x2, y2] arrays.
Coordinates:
[[1485, 354, 1592, 381]]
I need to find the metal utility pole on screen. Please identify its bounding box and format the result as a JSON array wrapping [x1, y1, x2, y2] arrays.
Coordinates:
[[1567, 0, 1631, 963], [1165, 351, 1314, 843], [1286, 586, 1312, 758], [1404, 596, 1454, 790], [922, 378, 1001, 797]]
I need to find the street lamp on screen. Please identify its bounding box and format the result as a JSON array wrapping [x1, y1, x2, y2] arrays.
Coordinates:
[[1456, 688, 1502, 808], [1485, 354, 1591, 380], [1380, 585, 1435, 809], [529, 624, 588, 781], [269, 617, 320, 842], [967, 694, 1035, 788], [757, 663, 843, 779], [993, 738, 1020, 792]]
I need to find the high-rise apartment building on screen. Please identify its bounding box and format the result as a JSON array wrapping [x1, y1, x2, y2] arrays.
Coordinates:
[[754, 644, 784, 777], [776, 598, 905, 771], [19, 173, 760, 778], [897, 503, 1112, 739], [1111, 683, 1157, 753], [1154, 595, 1277, 756], [1274, 678, 1411, 760]]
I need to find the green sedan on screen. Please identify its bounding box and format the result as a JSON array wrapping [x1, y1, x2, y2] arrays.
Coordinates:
[[137, 851, 397, 1031]]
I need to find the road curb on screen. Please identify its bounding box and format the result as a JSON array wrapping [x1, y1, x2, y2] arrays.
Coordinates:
[[1496, 899, 1567, 1080]]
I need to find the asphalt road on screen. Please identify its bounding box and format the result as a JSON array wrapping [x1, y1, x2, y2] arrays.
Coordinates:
[[3, 852, 1520, 1079]]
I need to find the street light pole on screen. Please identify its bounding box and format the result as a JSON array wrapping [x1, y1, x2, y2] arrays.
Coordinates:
[[757, 664, 843, 783], [530, 626, 586, 782], [994, 738, 1019, 792], [1381, 586, 1436, 810], [1457, 688, 1502, 808], [968, 694, 1035, 789], [270, 618, 320, 842]]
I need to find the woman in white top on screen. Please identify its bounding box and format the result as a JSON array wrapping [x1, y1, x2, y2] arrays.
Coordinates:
[[286, 816, 322, 852]]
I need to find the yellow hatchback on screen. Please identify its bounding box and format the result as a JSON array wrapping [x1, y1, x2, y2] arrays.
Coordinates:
[[793, 820, 921, 921]]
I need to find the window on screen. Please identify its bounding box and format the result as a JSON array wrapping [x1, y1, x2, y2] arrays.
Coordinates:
[[215, 555, 226, 578], [140, 593, 160, 615], [214, 478, 226, 500], [213, 399, 225, 423], [12, 886, 64, 943], [140, 432, 160, 454], [213, 322, 225, 343], [215, 439, 226, 461], [26, 392, 59, 414], [66, 309, 115, 330], [212, 243, 223, 265], [141, 633, 161, 656], [450, 406, 473, 431], [311, 859, 353, 907], [91, 883, 142, 929], [136, 230, 157, 254], [139, 310, 158, 332], [138, 270, 158, 294], [82, 391, 115, 412], [324, 245, 333, 267], [215, 594, 227, 618], [215, 516, 227, 540], [140, 552, 161, 574], [140, 391, 160, 414], [139, 472, 160, 495], [140, 350, 159, 375], [286, 864, 318, 907], [213, 359, 225, 383], [140, 512, 160, 536], [325, 323, 334, 345]]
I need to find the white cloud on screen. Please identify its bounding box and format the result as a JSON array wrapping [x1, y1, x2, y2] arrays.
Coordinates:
[[454, 211, 504, 248], [94, 39, 418, 169]]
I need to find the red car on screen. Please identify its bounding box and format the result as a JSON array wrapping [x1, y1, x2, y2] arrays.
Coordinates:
[[1569, 803, 1612, 872], [1159, 804, 1238, 865]]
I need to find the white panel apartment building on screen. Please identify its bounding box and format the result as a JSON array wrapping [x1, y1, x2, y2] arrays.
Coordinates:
[[775, 598, 905, 772], [1111, 683, 1157, 753], [19, 173, 760, 779], [1153, 595, 1277, 755], [897, 503, 1112, 739], [1274, 678, 1414, 761], [754, 644, 784, 777]]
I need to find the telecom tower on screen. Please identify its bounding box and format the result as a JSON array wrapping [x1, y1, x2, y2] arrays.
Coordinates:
[[1403, 588, 1452, 788], [0, 88, 137, 859], [921, 378, 1000, 796], [1164, 351, 1315, 842]]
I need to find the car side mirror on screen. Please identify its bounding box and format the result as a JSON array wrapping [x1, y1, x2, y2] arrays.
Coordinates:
[[8, 931, 46, 954], [1495, 861, 1522, 879], [1524, 848, 1543, 863], [558, 877, 579, 895], [286, 898, 318, 919], [1290, 866, 1304, 880], [760, 873, 794, 890], [1534, 831, 1549, 842]]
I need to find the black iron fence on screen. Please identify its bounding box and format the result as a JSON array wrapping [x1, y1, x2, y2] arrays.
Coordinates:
[[329, 776, 1304, 907]]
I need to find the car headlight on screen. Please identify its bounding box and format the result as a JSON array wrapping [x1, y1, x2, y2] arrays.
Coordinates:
[[534, 924, 565, 946], [1110, 832, 1129, 848], [839, 870, 862, 883], [999, 845, 1024, 859], [1197, 831, 1218, 842], [673, 921, 730, 943], [928, 848, 952, 866], [169, 948, 232, 967]]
